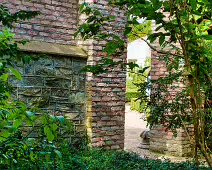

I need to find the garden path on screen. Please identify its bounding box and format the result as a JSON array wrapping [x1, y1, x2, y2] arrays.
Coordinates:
[[124, 104, 158, 159], [124, 104, 189, 162]]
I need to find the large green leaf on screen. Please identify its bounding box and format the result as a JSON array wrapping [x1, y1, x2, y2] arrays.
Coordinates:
[[203, 35, 212, 40], [190, 0, 197, 9], [13, 119, 23, 128], [51, 123, 58, 131], [0, 130, 10, 140], [56, 116, 65, 124], [159, 34, 165, 46], [44, 126, 54, 141], [0, 73, 8, 82], [54, 150, 62, 159], [9, 68, 22, 80], [47, 130, 54, 141]]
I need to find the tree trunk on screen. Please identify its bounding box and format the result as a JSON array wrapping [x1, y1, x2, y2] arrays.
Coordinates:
[[200, 143, 212, 167]]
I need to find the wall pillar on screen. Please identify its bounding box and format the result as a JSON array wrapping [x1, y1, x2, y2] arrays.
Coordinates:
[[78, 0, 127, 149], [149, 20, 193, 156]]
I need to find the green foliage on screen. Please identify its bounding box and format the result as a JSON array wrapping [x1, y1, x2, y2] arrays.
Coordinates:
[[1, 144, 210, 169], [0, 4, 77, 169], [0, 4, 40, 29], [126, 59, 151, 112], [128, 21, 152, 42], [0, 134, 88, 169], [130, 98, 144, 112], [205, 40, 212, 58], [77, 0, 212, 166], [69, 149, 210, 170], [126, 79, 139, 93], [126, 92, 139, 102]]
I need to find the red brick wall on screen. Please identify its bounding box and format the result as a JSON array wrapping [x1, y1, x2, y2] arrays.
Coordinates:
[[78, 0, 127, 149], [149, 20, 193, 156], [1, 0, 79, 45]]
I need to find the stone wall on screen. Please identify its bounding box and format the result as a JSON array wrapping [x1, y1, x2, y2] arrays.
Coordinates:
[[12, 53, 86, 125], [150, 126, 194, 157], [2, 0, 127, 149]]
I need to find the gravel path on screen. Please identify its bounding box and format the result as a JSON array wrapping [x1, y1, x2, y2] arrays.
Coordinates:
[[124, 104, 158, 159], [124, 104, 190, 162]]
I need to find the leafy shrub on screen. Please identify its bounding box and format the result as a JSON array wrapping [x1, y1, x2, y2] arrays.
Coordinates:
[[126, 92, 140, 102], [0, 134, 88, 169], [1, 145, 210, 170], [128, 20, 152, 42], [130, 98, 148, 113], [49, 148, 211, 170], [0, 5, 79, 169], [130, 98, 142, 112]]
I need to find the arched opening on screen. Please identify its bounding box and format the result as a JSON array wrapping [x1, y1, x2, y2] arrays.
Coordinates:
[[124, 37, 152, 157]]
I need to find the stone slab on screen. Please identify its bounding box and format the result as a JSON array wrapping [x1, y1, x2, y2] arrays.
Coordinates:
[[18, 41, 88, 58]]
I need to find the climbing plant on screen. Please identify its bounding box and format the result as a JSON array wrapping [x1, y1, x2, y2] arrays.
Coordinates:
[[0, 4, 74, 169], [76, 0, 212, 167]]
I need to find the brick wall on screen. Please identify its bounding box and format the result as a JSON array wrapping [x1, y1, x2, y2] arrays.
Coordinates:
[[78, 0, 127, 149], [1, 0, 79, 45], [149, 20, 193, 156], [1, 0, 127, 149]]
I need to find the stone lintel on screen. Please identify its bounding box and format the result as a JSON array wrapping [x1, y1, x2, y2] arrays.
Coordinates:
[[18, 41, 88, 58]]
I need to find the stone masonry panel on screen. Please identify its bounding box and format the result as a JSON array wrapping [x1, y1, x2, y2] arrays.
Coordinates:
[[10, 53, 87, 126]]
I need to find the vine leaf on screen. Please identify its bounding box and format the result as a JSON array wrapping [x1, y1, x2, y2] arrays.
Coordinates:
[[9, 68, 22, 80]]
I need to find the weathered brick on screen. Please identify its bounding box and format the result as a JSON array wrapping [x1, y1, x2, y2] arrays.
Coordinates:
[[34, 26, 44, 31], [45, 5, 55, 10], [34, 3, 45, 8]]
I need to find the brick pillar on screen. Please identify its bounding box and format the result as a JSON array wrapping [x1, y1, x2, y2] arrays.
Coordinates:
[[149, 20, 193, 156], [78, 0, 127, 149]]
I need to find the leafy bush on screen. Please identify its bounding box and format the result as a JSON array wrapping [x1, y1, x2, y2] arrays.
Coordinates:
[[130, 98, 148, 113], [0, 5, 80, 169], [0, 133, 88, 169], [76, 149, 209, 170], [128, 20, 152, 42], [126, 92, 140, 102], [1, 145, 210, 170], [126, 64, 150, 113], [130, 98, 142, 112]]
